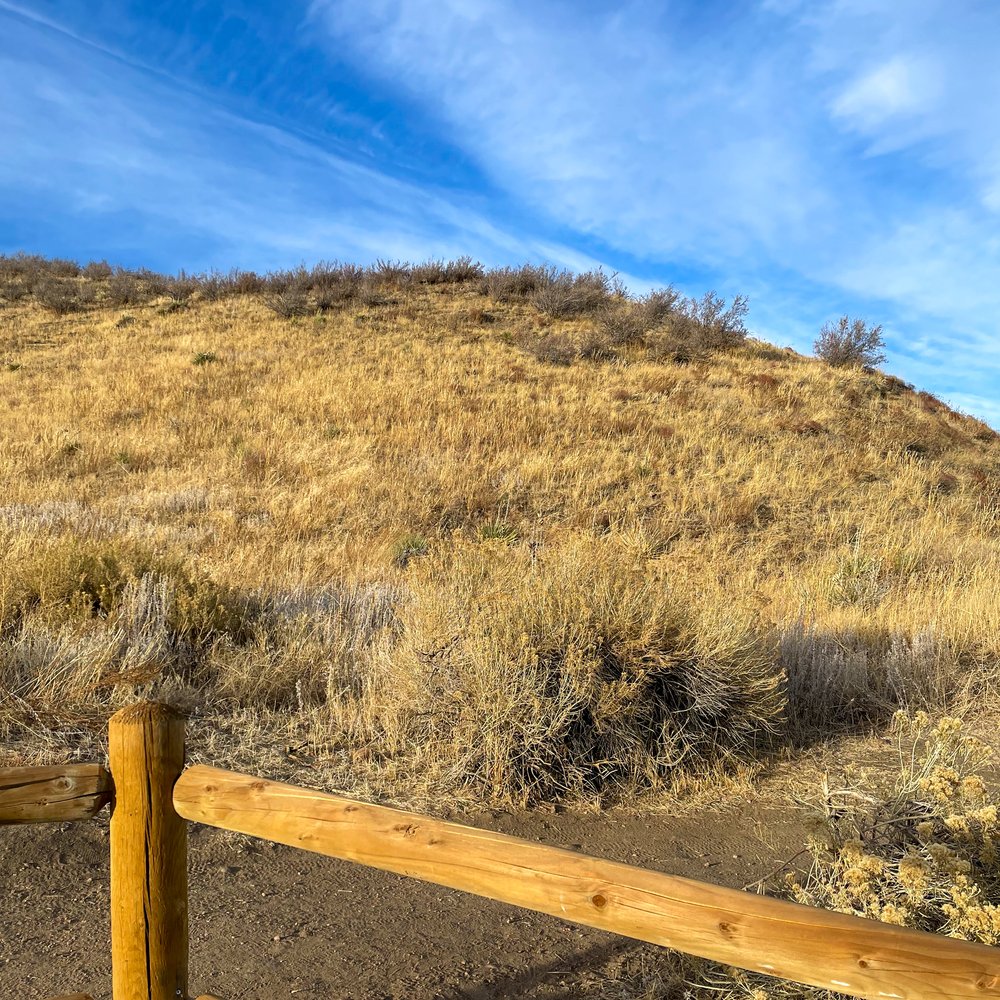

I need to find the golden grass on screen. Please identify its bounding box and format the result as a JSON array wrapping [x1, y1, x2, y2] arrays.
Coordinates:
[[2, 276, 999, 805]]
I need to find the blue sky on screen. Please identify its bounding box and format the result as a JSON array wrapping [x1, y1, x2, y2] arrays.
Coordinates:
[[2, 1, 1000, 423]]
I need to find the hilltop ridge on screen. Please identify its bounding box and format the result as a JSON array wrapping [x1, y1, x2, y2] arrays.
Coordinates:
[[1, 254, 998, 806]]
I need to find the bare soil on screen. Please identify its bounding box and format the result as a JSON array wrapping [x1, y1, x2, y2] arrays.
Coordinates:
[[1, 801, 810, 1000]]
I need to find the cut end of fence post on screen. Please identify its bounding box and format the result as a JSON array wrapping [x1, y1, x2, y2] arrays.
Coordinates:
[[109, 700, 185, 729]]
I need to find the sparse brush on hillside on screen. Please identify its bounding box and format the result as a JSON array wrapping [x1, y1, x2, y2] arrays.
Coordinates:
[[1, 253, 999, 812]]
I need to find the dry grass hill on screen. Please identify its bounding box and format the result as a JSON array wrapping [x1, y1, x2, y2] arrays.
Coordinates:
[[2, 253, 999, 812]]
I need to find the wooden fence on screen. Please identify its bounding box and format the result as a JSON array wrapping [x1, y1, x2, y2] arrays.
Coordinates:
[[2, 701, 999, 1000]]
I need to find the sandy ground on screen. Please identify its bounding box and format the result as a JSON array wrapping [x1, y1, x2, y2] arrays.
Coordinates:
[[1, 800, 810, 1000]]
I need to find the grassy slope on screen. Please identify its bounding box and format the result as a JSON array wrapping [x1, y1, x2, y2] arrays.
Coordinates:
[[2, 279, 999, 805]]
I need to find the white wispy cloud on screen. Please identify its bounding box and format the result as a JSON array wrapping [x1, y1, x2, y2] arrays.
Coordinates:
[[830, 55, 941, 132], [0, 5, 600, 273], [310, 0, 1000, 422], [308, 0, 827, 265]]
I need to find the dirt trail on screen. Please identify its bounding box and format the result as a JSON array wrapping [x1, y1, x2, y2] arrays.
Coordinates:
[[1, 801, 809, 1000]]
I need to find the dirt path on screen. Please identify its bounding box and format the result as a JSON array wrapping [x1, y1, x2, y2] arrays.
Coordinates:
[[1, 802, 809, 1000]]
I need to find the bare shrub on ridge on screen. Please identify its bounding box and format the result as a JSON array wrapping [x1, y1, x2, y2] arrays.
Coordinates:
[[34, 277, 91, 314], [479, 263, 553, 302], [532, 268, 612, 317], [815, 315, 886, 368]]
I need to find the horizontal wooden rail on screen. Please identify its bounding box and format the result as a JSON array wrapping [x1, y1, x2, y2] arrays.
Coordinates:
[[174, 765, 1000, 1000], [0, 765, 112, 825]]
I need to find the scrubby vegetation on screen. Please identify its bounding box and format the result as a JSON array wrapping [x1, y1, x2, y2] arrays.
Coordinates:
[[814, 316, 886, 369], [1, 253, 998, 816], [622, 712, 1000, 998]]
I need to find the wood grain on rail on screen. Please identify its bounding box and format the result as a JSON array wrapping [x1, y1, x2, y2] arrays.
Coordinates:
[[0, 764, 111, 824], [175, 764, 1000, 1000]]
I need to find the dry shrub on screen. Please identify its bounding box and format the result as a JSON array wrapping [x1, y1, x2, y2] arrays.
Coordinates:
[[591, 301, 649, 349], [0, 534, 247, 648], [791, 713, 1000, 940], [519, 330, 578, 366], [205, 582, 400, 709], [369, 541, 782, 804], [682, 291, 748, 347], [407, 260, 445, 285], [0, 537, 153, 629], [372, 259, 411, 284], [440, 256, 485, 283], [46, 257, 82, 277], [479, 263, 552, 302], [632, 713, 1000, 1000], [311, 262, 365, 310], [82, 260, 113, 280], [106, 271, 149, 307], [815, 316, 886, 368], [265, 288, 310, 318], [0, 252, 43, 278], [356, 283, 393, 308], [0, 279, 29, 303], [582, 288, 685, 356], [165, 275, 200, 302], [193, 271, 228, 301], [532, 268, 612, 317], [407, 257, 484, 285], [650, 292, 749, 361], [781, 619, 972, 732], [226, 269, 269, 295], [1, 252, 77, 290], [34, 277, 91, 314]]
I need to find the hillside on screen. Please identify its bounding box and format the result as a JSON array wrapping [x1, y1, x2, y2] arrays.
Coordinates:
[[2, 255, 998, 807]]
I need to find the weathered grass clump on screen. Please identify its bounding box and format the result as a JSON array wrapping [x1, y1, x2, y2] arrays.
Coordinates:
[[368, 541, 783, 804]]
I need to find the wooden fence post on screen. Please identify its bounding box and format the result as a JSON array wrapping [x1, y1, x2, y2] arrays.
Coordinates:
[[109, 702, 188, 1000]]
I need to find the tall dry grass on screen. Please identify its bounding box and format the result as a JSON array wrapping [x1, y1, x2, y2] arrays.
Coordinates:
[[1, 257, 999, 805]]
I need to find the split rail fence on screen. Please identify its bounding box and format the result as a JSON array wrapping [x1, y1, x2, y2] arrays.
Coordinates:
[[2, 702, 999, 1000]]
